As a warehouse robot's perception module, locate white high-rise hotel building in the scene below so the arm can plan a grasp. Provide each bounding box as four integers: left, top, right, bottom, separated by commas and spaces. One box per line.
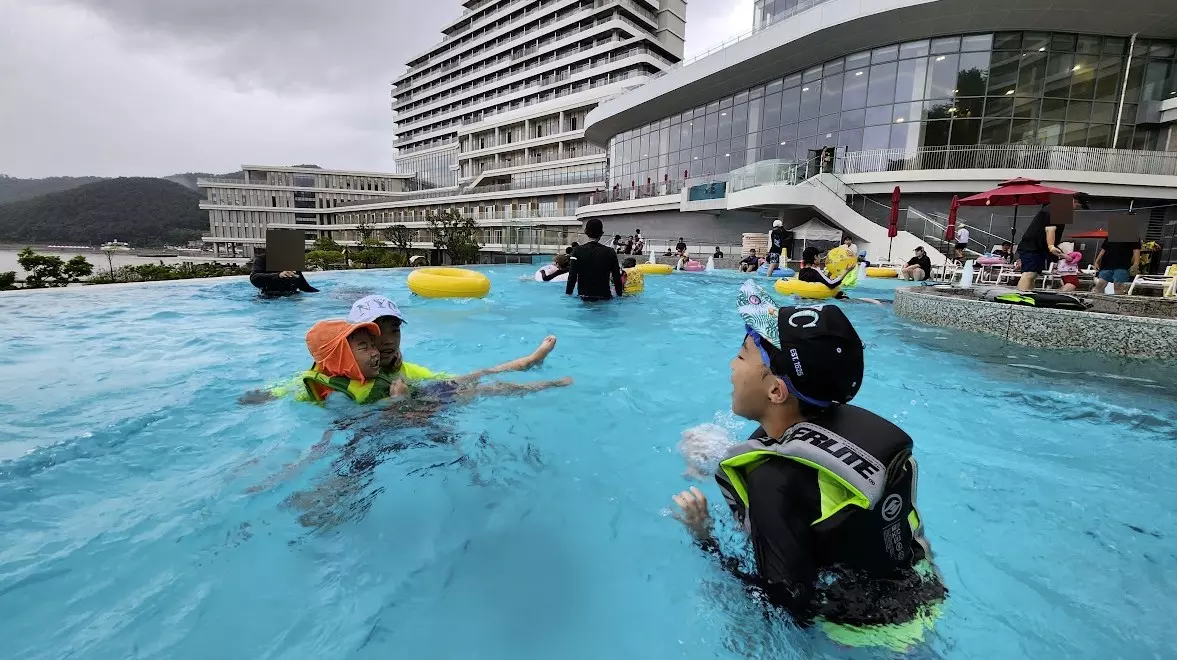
201, 0, 685, 257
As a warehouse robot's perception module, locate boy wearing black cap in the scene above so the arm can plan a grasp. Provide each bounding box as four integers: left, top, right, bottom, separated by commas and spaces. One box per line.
672, 281, 944, 647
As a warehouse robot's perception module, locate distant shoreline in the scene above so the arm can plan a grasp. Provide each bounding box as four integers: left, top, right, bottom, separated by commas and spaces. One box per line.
0, 244, 247, 262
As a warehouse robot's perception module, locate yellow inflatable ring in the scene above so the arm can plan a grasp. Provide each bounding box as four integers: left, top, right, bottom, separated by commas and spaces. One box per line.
775, 278, 841, 299
407, 267, 491, 298
635, 263, 673, 275
865, 267, 899, 278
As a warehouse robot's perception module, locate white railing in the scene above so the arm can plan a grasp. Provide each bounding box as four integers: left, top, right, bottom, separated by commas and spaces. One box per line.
651, 0, 836, 82
840, 145, 1177, 178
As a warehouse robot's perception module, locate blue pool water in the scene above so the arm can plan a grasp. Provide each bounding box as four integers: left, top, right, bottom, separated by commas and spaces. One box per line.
1, 267, 1175, 659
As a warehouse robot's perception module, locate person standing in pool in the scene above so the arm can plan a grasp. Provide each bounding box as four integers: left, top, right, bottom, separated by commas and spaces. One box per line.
566, 217, 624, 301
249, 247, 318, 297
671, 282, 945, 647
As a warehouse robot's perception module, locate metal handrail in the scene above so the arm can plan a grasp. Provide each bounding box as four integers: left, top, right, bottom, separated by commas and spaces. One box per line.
841, 145, 1177, 177
909, 207, 1007, 254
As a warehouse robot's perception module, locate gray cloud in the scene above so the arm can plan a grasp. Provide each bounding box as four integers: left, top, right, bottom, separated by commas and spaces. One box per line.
1, 0, 745, 178
46, 0, 445, 93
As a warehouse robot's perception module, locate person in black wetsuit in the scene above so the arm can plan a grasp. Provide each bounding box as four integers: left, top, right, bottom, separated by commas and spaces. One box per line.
566, 217, 623, 301
671, 281, 945, 646
250, 248, 318, 297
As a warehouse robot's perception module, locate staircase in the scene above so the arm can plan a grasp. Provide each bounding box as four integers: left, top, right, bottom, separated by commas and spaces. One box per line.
794, 174, 947, 265
905, 208, 986, 260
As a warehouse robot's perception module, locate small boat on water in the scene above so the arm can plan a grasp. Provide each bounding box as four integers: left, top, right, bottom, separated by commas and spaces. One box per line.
100, 240, 131, 252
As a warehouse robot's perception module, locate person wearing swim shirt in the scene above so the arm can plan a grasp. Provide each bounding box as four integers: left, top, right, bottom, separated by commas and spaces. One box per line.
672, 281, 945, 649
250, 248, 318, 297
797, 247, 846, 289
566, 217, 624, 301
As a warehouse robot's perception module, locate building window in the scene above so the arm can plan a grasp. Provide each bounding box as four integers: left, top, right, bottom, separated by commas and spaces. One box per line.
603, 30, 1170, 184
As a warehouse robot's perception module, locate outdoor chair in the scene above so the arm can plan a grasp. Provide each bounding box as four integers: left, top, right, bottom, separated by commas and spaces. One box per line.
1127, 264, 1177, 297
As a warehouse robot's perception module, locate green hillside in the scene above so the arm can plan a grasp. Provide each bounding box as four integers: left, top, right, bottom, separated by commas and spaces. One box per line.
0, 174, 107, 205
0, 177, 206, 247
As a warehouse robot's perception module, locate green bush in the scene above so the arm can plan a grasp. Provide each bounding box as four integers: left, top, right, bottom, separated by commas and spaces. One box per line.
351, 237, 408, 269
306, 249, 346, 271
86, 261, 250, 284
17, 247, 94, 287
0, 271, 15, 290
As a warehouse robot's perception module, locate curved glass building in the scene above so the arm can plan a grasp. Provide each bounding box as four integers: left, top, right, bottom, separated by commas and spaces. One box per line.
582, 0, 1177, 267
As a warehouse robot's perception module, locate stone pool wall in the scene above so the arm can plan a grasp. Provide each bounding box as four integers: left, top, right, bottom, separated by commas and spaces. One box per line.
894, 287, 1177, 360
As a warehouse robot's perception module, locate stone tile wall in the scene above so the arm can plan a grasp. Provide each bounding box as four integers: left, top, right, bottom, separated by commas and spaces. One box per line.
894, 288, 1177, 360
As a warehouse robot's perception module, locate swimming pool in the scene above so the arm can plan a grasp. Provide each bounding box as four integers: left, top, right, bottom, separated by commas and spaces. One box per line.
1, 267, 1174, 659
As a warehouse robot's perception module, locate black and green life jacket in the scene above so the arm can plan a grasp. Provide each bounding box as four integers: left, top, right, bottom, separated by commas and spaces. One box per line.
716, 405, 932, 575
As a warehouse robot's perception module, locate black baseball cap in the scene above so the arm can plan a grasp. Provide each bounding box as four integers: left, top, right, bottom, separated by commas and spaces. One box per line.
736, 281, 864, 407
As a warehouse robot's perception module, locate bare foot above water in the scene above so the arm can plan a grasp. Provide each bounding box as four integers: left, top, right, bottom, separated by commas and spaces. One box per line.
522, 335, 558, 368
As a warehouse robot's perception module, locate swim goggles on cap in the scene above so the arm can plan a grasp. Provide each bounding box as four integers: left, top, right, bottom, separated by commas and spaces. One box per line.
745, 327, 833, 409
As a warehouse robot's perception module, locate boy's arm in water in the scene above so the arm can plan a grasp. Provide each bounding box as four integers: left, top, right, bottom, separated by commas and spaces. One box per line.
674, 463, 820, 624
239, 375, 312, 405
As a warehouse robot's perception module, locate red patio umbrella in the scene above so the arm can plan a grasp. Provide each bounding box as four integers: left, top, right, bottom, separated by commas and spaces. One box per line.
945, 195, 959, 242
958, 177, 1077, 244
887, 186, 900, 261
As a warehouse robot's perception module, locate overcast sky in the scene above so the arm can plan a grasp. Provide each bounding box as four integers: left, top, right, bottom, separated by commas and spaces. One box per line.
0, 0, 752, 178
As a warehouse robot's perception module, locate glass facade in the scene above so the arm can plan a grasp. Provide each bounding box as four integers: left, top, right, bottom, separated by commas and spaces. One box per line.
606, 31, 1177, 187
753, 0, 835, 31
397, 145, 460, 189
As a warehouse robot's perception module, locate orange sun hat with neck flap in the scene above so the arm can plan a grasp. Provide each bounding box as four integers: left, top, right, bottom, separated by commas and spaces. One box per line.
305, 319, 380, 382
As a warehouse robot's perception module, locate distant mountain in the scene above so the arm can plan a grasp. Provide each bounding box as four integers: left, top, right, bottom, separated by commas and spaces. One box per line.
163, 171, 244, 190
0, 178, 206, 247
0, 174, 107, 205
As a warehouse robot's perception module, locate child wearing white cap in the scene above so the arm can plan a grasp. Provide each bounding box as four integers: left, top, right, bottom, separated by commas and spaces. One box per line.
347, 295, 558, 383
